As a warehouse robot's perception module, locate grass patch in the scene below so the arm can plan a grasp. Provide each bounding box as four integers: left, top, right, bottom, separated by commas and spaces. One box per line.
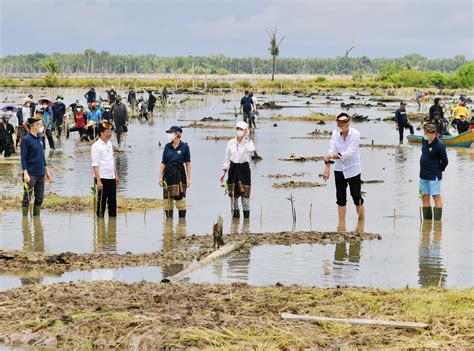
0, 281, 472, 348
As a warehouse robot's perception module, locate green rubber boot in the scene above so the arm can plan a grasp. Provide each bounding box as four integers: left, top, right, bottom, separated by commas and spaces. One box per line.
33, 205, 41, 216
22, 207, 29, 217
433, 207, 442, 221
422, 207, 433, 220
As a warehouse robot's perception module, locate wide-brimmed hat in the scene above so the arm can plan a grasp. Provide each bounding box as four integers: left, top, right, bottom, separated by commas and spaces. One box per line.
236, 121, 248, 130
37, 98, 52, 106
1, 104, 18, 113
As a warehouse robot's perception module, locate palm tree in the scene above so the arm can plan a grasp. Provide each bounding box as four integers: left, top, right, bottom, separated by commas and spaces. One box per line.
266, 28, 285, 81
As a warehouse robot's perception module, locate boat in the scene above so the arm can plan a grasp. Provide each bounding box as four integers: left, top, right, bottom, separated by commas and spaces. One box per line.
406, 131, 473, 148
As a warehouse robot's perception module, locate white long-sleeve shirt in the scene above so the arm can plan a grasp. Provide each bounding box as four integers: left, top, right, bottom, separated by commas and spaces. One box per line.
91, 138, 115, 179
223, 137, 255, 170
328, 127, 361, 179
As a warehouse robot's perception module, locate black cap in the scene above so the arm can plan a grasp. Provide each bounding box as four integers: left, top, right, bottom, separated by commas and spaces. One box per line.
400, 101, 407, 105
166, 126, 183, 134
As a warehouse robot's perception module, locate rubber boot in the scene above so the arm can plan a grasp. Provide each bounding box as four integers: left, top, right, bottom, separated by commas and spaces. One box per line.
165, 210, 173, 219
178, 210, 186, 218
243, 210, 250, 219
422, 207, 432, 220
22, 207, 29, 217
33, 205, 41, 216
232, 210, 240, 219
433, 207, 442, 221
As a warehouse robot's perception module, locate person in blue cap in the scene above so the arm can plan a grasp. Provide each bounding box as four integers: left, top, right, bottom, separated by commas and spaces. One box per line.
159, 126, 191, 219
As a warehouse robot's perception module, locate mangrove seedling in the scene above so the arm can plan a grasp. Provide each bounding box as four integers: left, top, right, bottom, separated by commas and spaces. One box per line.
212, 215, 225, 250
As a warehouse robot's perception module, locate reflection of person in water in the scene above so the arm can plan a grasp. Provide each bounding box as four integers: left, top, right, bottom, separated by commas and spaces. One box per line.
418, 220, 446, 288
22, 216, 44, 253
95, 217, 117, 253
331, 220, 362, 285
161, 219, 186, 279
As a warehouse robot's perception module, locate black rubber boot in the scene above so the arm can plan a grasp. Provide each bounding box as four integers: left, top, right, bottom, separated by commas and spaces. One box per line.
178, 210, 186, 218
422, 207, 432, 220
243, 210, 250, 219
232, 210, 240, 219
22, 207, 29, 217
165, 210, 173, 219
433, 207, 442, 221
33, 205, 41, 216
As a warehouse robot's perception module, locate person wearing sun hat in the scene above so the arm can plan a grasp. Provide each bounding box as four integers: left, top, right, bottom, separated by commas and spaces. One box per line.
220, 121, 255, 219
159, 126, 191, 219
419, 123, 448, 221
21, 113, 53, 216
323, 113, 365, 222
91, 120, 120, 217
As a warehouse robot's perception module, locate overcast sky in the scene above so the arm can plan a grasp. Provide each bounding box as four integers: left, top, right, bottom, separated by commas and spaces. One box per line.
0, 0, 472, 58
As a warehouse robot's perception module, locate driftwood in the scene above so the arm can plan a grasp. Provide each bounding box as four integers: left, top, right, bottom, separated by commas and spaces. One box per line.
281, 313, 429, 329
163, 241, 245, 283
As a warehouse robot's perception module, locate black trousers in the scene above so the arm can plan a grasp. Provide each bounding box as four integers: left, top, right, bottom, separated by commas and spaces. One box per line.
22, 175, 45, 207
0, 143, 13, 157
97, 178, 117, 217
398, 121, 414, 141
334, 171, 364, 206
42, 130, 55, 149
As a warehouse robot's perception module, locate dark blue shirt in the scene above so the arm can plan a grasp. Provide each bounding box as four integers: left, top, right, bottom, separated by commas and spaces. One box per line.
51, 102, 66, 121
21, 133, 47, 176
420, 137, 448, 181
161, 141, 191, 164
395, 108, 408, 124
85, 90, 96, 103
241, 96, 253, 113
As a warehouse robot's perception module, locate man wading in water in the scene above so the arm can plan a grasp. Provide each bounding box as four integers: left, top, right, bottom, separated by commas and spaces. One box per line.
110, 95, 128, 151
21, 114, 53, 216
323, 113, 365, 223
395, 101, 414, 143
91, 120, 120, 217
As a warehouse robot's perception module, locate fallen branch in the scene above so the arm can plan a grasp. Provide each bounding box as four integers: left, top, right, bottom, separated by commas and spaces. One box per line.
281, 312, 429, 330
163, 240, 245, 283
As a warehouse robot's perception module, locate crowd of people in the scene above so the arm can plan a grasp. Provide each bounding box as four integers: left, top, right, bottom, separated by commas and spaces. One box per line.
0, 88, 470, 223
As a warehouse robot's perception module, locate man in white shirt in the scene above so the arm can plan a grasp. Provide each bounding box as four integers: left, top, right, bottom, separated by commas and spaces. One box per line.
91, 120, 120, 217
323, 113, 365, 222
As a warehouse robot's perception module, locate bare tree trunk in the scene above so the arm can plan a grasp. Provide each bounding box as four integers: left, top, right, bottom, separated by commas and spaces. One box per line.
272, 55, 276, 81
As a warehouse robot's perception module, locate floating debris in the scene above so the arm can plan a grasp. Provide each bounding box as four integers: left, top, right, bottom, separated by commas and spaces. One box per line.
273, 181, 326, 189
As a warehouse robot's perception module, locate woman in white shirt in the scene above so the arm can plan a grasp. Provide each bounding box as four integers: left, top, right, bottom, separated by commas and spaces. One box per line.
323, 113, 365, 222
219, 121, 255, 219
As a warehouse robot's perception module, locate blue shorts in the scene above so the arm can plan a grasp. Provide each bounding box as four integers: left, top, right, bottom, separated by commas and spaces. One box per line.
419, 179, 441, 196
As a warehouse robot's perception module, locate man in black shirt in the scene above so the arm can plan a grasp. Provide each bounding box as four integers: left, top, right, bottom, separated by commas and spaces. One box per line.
127, 87, 137, 113
0, 112, 15, 157
51, 95, 66, 139
451, 113, 470, 134
394, 101, 414, 142
429, 97, 444, 120
147, 90, 157, 119
240, 90, 253, 125
84, 87, 96, 109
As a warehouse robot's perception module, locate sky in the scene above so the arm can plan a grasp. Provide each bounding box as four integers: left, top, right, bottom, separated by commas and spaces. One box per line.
0, 0, 472, 59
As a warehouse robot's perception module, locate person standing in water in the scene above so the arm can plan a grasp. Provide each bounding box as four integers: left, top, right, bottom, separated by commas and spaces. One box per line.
419, 123, 448, 221
220, 121, 255, 219
91, 120, 120, 218
39, 99, 55, 150
323, 113, 365, 222
395, 101, 414, 143
51, 95, 66, 140
21, 114, 53, 216
159, 126, 191, 219
110, 95, 128, 150
147, 90, 157, 119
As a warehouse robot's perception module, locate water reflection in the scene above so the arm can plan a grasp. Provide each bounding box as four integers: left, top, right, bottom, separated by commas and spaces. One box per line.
115, 152, 129, 192
161, 218, 186, 279
418, 220, 447, 287
94, 217, 117, 253
22, 216, 44, 253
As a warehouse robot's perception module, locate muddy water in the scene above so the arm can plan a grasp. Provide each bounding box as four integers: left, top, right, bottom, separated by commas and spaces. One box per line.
0, 88, 473, 290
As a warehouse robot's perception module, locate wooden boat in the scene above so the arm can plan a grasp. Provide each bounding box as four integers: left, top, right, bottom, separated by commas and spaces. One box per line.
407, 131, 473, 148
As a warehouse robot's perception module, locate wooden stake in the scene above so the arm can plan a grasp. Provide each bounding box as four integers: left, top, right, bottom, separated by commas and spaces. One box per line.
164, 241, 245, 283
281, 313, 428, 330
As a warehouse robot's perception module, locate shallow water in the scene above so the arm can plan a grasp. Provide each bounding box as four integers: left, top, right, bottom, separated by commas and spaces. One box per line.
1, 88, 473, 290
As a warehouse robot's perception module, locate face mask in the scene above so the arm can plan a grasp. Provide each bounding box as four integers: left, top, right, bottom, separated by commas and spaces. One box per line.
77, 108, 82, 112
38, 126, 45, 134
7, 111, 14, 116
42, 104, 48, 109
167, 133, 176, 142
236, 130, 245, 137
57, 99, 62, 103
422, 135, 429, 141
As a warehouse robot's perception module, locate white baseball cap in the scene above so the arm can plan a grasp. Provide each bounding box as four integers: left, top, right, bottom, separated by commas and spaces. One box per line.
236, 121, 248, 129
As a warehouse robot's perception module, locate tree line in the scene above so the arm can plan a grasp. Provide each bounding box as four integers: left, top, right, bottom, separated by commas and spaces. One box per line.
0, 50, 469, 76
